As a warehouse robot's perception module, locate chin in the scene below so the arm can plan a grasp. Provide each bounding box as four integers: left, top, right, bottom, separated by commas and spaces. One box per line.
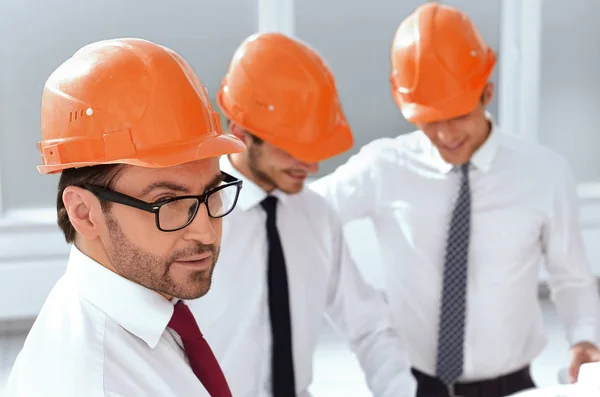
278, 182, 305, 194
172, 282, 212, 300
164, 270, 214, 300
440, 152, 471, 166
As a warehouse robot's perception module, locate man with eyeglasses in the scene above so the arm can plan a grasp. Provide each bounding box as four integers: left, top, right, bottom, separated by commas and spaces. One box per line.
187, 32, 417, 397
5, 38, 245, 397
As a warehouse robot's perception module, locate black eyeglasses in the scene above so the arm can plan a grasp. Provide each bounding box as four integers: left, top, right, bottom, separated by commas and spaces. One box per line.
83, 172, 243, 232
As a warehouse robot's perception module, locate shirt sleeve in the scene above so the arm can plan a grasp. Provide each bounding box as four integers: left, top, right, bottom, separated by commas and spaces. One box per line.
542, 159, 600, 347
323, 212, 417, 397
310, 139, 393, 222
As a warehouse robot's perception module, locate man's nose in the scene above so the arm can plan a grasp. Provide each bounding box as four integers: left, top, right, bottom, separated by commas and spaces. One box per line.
301, 161, 319, 174
437, 126, 460, 144
182, 205, 217, 245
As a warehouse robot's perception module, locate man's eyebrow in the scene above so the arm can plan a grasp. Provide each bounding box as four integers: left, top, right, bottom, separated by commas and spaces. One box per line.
140, 173, 225, 198
140, 181, 190, 197
205, 173, 226, 191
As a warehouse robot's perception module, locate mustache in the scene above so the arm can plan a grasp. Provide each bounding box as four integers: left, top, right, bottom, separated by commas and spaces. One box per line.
169, 242, 217, 262
283, 168, 308, 174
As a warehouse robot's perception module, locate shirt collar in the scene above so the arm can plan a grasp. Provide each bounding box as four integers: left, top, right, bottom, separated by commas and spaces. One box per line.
66, 245, 175, 349
221, 155, 289, 211
425, 111, 500, 174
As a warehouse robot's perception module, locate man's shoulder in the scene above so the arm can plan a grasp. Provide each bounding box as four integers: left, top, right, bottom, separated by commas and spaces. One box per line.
348, 131, 431, 172
10, 278, 107, 373
352, 131, 421, 158
496, 131, 570, 172
295, 187, 336, 214
35, 275, 109, 332
294, 188, 344, 228
5, 279, 107, 396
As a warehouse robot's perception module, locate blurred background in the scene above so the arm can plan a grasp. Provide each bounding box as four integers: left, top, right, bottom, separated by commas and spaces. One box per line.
1, 0, 599, 395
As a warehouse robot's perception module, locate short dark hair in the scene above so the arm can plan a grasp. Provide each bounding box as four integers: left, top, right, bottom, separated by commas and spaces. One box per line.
249, 134, 263, 145
56, 164, 124, 243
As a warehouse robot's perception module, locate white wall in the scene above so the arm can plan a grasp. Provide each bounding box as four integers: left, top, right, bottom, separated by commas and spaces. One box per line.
536, 0, 600, 281
538, 0, 600, 183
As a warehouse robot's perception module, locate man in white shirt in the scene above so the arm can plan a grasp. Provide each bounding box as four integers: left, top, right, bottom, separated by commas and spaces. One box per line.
5, 38, 247, 397
187, 32, 417, 397
310, 3, 600, 397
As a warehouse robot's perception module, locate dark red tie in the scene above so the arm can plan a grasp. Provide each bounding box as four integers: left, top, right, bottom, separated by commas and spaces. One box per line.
168, 300, 232, 397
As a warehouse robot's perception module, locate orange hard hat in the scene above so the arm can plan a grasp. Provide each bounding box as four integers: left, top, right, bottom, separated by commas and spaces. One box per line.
38, 38, 245, 174
390, 3, 496, 124
217, 32, 353, 163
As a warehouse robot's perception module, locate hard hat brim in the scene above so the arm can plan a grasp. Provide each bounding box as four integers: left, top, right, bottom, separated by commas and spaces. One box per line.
398, 86, 482, 124
217, 91, 353, 163
37, 133, 246, 174
267, 123, 354, 163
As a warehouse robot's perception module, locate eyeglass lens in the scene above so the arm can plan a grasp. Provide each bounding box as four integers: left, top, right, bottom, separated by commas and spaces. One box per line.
157, 185, 238, 230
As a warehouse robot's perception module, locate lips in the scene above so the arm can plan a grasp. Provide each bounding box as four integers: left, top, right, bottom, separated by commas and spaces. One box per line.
285, 170, 308, 180
172, 253, 213, 271
440, 138, 467, 152
176, 251, 212, 262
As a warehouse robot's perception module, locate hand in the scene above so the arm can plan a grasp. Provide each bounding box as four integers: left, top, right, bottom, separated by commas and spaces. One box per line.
568, 341, 600, 383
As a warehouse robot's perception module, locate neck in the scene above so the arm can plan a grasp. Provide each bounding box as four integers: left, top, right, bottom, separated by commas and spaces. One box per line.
474, 119, 493, 152
228, 153, 275, 192
74, 238, 117, 274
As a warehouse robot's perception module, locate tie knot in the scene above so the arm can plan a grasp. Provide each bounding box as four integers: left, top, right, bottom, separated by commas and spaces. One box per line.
260, 195, 278, 216
168, 301, 202, 341
453, 163, 470, 176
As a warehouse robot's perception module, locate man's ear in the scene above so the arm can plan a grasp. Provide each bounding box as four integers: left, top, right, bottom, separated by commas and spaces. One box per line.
482, 82, 494, 106
229, 121, 251, 144
62, 186, 103, 240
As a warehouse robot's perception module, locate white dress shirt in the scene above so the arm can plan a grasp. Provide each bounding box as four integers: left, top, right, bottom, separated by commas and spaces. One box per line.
5, 245, 213, 397
310, 122, 600, 382
187, 156, 417, 397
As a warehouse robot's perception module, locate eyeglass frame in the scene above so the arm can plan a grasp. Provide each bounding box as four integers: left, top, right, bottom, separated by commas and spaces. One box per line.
83, 171, 243, 232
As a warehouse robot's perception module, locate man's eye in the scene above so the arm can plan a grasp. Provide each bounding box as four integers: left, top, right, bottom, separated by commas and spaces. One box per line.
153, 195, 176, 203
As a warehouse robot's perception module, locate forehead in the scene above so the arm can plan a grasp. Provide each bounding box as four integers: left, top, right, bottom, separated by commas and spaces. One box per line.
117, 157, 220, 187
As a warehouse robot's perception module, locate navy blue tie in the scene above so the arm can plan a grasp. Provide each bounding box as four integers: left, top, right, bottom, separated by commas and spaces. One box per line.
436, 163, 471, 385
261, 196, 296, 396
